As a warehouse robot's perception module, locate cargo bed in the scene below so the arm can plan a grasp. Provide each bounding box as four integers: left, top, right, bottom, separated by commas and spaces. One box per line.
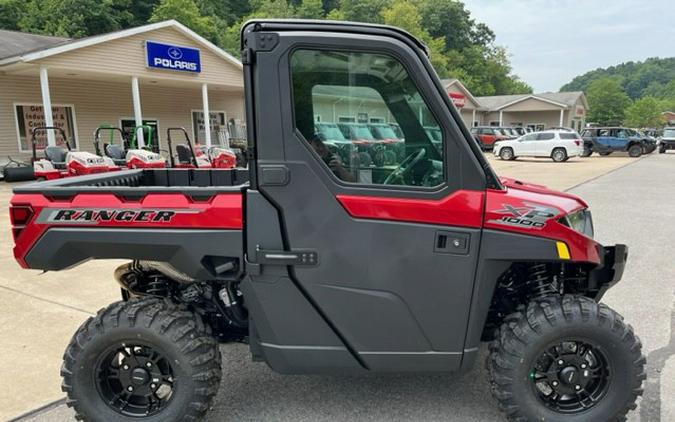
12, 168, 250, 198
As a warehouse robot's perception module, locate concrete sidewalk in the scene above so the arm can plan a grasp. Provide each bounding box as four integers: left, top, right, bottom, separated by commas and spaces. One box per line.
3, 153, 668, 421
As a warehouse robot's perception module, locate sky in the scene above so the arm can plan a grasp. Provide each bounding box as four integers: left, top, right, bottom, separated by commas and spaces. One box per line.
462, 0, 675, 93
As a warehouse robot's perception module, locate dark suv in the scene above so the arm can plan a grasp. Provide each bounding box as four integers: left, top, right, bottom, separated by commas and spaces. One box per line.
580, 127, 656, 157
659, 127, 675, 153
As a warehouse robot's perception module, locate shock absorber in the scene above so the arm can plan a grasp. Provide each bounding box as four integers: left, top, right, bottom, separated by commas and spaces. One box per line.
145, 273, 170, 296
527, 263, 557, 299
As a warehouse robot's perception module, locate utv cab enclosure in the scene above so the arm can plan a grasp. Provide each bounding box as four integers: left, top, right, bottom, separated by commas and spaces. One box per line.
10, 20, 644, 422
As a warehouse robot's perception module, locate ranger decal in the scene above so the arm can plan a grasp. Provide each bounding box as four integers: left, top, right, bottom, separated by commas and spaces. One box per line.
36, 208, 199, 225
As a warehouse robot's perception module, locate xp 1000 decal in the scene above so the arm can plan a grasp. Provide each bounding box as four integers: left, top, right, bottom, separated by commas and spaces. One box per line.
489, 203, 559, 229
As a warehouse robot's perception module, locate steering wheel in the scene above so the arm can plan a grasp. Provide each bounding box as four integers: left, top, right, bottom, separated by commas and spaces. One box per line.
383, 148, 426, 185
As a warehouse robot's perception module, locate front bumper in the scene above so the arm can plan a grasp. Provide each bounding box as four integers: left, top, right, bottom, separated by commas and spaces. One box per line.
590, 244, 628, 300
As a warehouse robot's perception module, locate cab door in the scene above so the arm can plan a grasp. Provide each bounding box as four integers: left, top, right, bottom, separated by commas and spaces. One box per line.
244, 23, 487, 372
517, 132, 538, 155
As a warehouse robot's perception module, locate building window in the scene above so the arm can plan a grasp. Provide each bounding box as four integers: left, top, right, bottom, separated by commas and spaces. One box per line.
338, 116, 356, 123
369, 117, 385, 123
191, 110, 226, 145
15, 104, 77, 152
489, 121, 500, 127
121, 119, 160, 149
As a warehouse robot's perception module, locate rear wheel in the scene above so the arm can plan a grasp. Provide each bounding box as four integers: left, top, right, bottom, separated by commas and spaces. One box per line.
500, 147, 515, 161
488, 295, 645, 422
551, 148, 567, 162
659, 145, 666, 154
628, 144, 642, 157
61, 297, 221, 422
580, 148, 592, 157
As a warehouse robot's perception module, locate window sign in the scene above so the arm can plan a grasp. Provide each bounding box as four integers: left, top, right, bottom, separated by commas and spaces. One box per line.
146, 41, 201, 73
15, 104, 77, 151
192, 111, 226, 145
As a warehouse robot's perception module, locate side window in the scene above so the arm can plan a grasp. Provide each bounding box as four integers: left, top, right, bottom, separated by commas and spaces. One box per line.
291, 49, 444, 187
536, 133, 555, 140
521, 133, 536, 141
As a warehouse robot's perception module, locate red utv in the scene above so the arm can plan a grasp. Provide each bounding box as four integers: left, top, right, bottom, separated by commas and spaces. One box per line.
470, 126, 514, 150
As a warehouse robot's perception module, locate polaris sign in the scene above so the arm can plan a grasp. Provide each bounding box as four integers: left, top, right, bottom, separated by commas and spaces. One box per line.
146, 41, 201, 73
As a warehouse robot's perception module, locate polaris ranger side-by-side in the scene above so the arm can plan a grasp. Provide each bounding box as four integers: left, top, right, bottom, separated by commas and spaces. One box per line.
9, 21, 645, 422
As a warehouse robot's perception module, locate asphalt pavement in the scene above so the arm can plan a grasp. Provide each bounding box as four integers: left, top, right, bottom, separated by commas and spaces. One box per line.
17, 153, 675, 422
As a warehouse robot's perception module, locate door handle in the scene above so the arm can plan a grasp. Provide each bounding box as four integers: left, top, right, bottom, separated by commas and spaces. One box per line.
255, 246, 319, 266
434, 231, 470, 255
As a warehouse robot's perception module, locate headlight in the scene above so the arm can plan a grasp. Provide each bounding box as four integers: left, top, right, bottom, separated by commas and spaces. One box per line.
559, 208, 594, 238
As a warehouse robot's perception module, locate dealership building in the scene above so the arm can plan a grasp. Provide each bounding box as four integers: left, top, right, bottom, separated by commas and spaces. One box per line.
0, 20, 245, 163
443, 79, 589, 132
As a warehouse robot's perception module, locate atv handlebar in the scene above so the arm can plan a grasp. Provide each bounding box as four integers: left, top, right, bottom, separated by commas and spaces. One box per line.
166, 127, 198, 168
31, 126, 70, 162
94, 127, 126, 156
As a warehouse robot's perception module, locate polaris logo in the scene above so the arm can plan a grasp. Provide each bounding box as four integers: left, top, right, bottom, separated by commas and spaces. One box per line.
152, 57, 198, 71
37, 208, 199, 225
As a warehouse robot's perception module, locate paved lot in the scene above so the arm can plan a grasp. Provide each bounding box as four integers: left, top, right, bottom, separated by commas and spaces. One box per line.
5, 153, 674, 421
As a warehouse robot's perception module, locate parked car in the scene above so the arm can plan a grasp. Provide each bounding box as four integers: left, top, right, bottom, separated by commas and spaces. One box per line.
470, 126, 515, 150
337, 122, 376, 142
493, 130, 584, 162
512, 127, 527, 136
580, 127, 656, 157
658, 127, 675, 153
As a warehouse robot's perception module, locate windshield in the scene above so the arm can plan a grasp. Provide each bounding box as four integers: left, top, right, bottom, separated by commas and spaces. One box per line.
663, 128, 675, 137
317, 124, 346, 140
352, 125, 375, 139
373, 125, 398, 139
494, 129, 505, 136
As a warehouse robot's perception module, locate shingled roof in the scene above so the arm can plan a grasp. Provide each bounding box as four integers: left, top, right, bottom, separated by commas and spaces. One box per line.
0, 29, 70, 60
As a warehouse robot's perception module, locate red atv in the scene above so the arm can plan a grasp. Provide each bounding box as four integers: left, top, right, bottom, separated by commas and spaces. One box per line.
31, 126, 117, 181
9, 21, 644, 422
167, 127, 237, 169
94, 126, 166, 169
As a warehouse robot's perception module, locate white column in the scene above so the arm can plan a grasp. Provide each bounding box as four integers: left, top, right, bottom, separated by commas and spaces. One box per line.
131, 76, 144, 147
559, 109, 564, 127
39, 67, 56, 146
471, 109, 476, 127
499, 110, 503, 126
201, 83, 212, 148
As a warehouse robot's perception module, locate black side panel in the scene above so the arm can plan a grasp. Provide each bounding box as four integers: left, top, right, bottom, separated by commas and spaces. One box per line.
460, 229, 562, 370
244, 191, 363, 374
24, 228, 243, 280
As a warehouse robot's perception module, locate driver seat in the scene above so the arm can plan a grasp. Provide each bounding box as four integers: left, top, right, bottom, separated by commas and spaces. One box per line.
105, 144, 127, 166
44, 146, 67, 169
176, 144, 193, 165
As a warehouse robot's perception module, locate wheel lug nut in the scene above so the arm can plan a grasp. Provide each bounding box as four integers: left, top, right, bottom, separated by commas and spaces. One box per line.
575, 385, 581, 391
127, 386, 133, 392
558, 360, 564, 365
552, 381, 558, 386
123, 365, 129, 370
151, 383, 156, 389
581, 364, 587, 369
146, 362, 152, 368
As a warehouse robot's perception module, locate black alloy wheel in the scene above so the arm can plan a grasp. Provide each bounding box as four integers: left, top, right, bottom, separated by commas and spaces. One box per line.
530, 340, 610, 413
95, 343, 175, 417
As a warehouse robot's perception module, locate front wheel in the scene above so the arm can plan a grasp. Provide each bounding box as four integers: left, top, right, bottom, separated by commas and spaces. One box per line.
488, 295, 645, 422
499, 147, 515, 161
61, 297, 222, 422
551, 148, 567, 162
628, 144, 642, 157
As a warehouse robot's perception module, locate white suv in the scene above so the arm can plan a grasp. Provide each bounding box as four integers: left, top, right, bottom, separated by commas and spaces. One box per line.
493, 130, 584, 162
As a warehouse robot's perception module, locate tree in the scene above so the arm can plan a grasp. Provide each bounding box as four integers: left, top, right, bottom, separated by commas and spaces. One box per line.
149, 0, 217, 42
586, 78, 632, 125
624, 97, 666, 128
296, 0, 324, 18
19, 0, 124, 37
0, 0, 26, 30
380, 0, 449, 76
